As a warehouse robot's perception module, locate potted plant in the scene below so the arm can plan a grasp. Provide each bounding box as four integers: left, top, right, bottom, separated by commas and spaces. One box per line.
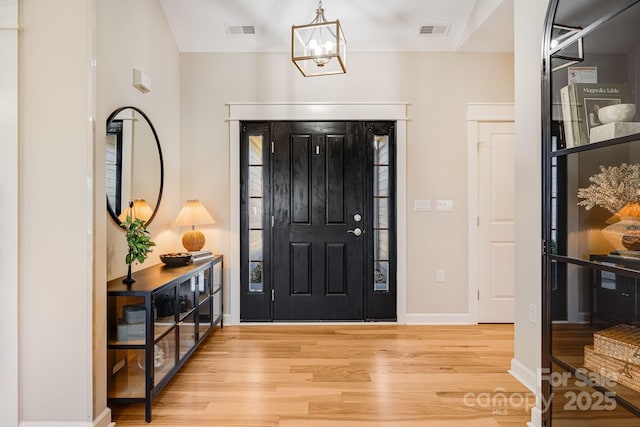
121, 204, 156, 285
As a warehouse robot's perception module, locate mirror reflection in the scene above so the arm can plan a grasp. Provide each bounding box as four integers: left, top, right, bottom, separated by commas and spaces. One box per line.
106, 106, 164, 225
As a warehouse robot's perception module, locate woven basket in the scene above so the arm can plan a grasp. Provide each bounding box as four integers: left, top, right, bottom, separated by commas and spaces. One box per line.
593, 324, 640, 365
584, 345, 640, 393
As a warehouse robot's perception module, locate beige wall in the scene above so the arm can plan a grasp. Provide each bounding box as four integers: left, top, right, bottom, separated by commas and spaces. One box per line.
180, 51, 514, 318
98, 0, 182, 281
512, 0, 548, 407
96, 0, 182, 423
19, 0, 94, 423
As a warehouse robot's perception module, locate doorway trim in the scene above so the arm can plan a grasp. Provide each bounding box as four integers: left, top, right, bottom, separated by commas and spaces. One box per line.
466, 102, 515, 324
227, 102, 409, 325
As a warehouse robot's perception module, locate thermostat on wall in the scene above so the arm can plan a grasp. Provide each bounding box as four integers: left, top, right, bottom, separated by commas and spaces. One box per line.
133, 68, 151, 93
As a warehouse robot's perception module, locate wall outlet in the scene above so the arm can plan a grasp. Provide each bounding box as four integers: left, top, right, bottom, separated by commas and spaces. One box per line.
436, 269, 445, 282
529, 303, 537, 323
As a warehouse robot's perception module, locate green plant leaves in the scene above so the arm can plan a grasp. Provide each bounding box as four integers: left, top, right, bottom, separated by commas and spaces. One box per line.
120, 215, 156, 266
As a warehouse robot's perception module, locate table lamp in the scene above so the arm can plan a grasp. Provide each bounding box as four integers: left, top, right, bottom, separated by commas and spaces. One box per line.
603, 201, 640, 251
118, 199, 154, 223
173, 199, 216, 251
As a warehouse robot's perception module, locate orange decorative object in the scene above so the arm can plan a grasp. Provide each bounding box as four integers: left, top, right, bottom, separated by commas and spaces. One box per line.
181, 230, 206, 252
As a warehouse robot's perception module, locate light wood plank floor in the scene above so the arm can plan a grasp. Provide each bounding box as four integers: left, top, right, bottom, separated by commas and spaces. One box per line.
111, 324, 532, 426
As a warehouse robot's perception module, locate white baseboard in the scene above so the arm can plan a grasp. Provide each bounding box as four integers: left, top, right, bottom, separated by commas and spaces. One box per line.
509, 358, 542, 427
223, 313, 233, 325
528, 407, 542, 427
509, 357, 536, 393
93, 407, 114, 427
224, 313, 477, 325
19, 408, 113, 427
578, 311, 590, 323
405, 312, 476, 324
21, 422, 93, 427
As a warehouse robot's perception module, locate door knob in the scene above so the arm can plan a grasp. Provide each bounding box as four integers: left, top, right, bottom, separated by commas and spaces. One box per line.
347, 227, 363, 237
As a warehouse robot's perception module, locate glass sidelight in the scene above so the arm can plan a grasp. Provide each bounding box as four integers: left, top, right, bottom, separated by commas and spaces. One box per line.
373, 135, 390, 292
248, 135, 264, 293
241, 123, 272, 321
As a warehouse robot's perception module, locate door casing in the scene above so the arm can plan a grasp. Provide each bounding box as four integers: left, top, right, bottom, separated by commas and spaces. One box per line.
467, 103, 515, 324
228, 103, 409, 325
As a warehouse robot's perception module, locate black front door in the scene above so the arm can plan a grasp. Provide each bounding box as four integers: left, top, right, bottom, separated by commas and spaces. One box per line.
271, 122, 365, 320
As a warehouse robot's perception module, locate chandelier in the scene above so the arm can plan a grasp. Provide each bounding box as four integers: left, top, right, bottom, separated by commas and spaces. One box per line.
291, 1, 347, 77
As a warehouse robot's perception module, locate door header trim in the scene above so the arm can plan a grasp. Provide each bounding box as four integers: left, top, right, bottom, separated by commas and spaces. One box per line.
227, 102, 409, 122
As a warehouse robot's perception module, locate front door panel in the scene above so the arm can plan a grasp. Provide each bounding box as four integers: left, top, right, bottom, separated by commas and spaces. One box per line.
272, 122, 365, 320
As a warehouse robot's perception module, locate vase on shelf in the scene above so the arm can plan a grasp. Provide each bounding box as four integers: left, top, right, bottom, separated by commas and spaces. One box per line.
123, 263, 136, 285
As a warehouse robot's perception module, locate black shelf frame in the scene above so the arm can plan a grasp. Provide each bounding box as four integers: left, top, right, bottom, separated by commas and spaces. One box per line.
550, 355, 640, 417
542, 0, 640, 424
107, 256, 224, 422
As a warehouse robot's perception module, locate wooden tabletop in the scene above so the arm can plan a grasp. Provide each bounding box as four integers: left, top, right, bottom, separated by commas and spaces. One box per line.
107, 254, 222, 294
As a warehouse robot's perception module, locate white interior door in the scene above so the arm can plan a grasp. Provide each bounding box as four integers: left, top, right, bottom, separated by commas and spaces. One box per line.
477, 121, 515, 323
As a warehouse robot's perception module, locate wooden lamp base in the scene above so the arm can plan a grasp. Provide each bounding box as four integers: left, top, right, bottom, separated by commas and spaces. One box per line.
182, 230, 205, 252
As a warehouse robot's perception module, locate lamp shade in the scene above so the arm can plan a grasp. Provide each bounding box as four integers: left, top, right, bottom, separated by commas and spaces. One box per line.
602, 202, 640, 251
173, 200, 216, 227
118, 199, 154, 222
605, 201, 640, 224
173, 200, 216, 252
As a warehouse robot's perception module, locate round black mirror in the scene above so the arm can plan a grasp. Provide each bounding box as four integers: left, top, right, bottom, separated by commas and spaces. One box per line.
106, 106, 164, 225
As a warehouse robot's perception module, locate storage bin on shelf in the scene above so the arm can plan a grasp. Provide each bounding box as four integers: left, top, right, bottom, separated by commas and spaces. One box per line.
584, 345, 640, 393
594, 324, 640, 365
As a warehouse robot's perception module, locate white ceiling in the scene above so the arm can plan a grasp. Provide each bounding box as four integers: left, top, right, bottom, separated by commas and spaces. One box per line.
159, 0, 514, 53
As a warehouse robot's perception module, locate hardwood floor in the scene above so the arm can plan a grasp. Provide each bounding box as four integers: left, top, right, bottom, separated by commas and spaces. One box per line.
110, 324, 532, 426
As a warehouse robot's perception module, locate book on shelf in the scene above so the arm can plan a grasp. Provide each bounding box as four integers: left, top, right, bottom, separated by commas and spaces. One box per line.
563, 82, 630, 146
560, 85, 579, 148
186, 249, 213, 263
189, 249, 212, 256
192, 256, 213, 263
191, 254, 213, 263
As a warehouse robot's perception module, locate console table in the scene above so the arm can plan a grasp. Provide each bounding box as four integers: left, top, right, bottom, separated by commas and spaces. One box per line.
106, 255, 223, 422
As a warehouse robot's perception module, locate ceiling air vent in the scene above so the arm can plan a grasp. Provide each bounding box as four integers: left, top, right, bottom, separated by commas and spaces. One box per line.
419, 23, 451, 36
226, 25, 256, 36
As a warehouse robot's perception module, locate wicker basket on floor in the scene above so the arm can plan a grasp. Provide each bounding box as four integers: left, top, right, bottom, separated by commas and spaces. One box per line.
593, 324, 640, 365
584, 345, 640, 393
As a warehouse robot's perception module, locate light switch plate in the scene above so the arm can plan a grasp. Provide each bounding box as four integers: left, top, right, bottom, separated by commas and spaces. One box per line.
414, 199, 431, 211
436, 200, 453, 211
